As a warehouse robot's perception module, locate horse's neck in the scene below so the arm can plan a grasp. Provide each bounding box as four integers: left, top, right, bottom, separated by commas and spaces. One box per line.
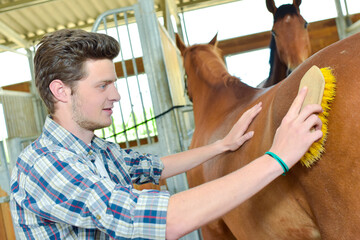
192, 74, 258, 131
265, 38, 288, 87
267, 56, 288, 87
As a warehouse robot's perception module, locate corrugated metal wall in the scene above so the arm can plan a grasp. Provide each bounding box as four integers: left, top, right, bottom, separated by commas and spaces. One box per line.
1, 90, 39, 139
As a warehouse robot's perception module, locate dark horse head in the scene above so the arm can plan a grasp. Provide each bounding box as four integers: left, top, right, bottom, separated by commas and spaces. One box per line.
259, 0, 311, 88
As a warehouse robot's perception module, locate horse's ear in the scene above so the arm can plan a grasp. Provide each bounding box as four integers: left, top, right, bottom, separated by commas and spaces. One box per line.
175, 33, 186, 55
209, 33, 218, 47
293, 0, 302, 10
266, 0, 277, 14
175, 33, 187, 56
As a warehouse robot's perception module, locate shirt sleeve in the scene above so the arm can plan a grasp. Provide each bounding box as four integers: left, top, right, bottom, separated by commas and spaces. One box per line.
15, 150, 170, 239
120, 148, 164, 185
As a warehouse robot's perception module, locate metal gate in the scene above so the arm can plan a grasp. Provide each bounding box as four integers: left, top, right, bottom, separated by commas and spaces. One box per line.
91, 0, 199, 239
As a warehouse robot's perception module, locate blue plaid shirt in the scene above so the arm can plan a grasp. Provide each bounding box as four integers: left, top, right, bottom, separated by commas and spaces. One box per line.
10, 116, 169, 239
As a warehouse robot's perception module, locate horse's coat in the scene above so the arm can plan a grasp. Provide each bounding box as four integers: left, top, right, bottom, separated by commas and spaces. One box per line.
258, 0, 311, 87
176, 30, 360, 239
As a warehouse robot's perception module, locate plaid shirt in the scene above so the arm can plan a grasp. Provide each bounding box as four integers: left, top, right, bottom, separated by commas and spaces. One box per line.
10, 116, 169, 239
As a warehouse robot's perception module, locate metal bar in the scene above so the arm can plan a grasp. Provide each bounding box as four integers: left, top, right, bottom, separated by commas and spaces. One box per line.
0, 0, 58, 14
0, 195, 10, 203
0, 19, 30, 48
134, 0, 177, 153
113, 12, 132, 148
110, 116, 117, 143
118, 11, 140, 147
102, 18, 108, 34
0, 44, 28, 55
0, 89, 32, 97
343, 0, 352, 26
334, 0, 348, 39
1, 141, 11, 197
101, 128, 105, 139
347, 19, 360, 33
101, 17, 117, 142
27, 48, 44, 134
124, 11, 152, 144
102, 17, 118, 144
91, 6, 136, 32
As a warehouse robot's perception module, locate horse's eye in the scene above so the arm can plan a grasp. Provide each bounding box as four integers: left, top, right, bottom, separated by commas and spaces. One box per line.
271, 30, 277, 37
304, 21, 308, 29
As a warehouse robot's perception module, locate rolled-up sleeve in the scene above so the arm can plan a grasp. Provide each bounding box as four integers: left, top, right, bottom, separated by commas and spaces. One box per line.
119, 148, 164, 185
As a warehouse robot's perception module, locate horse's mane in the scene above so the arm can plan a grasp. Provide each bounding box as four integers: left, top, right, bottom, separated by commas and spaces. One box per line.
268, 36, 277, 78
184, 43, 243, 88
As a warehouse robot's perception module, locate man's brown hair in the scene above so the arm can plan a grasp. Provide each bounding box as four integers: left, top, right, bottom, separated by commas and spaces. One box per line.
34, 29, 120, 114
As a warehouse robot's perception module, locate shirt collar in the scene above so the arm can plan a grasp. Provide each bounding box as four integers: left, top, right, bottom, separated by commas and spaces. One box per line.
42, 116, 109, 155
92, 136, 110, 151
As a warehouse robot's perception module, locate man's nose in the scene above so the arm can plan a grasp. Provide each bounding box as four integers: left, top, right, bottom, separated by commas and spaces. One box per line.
110, 83, 121, 102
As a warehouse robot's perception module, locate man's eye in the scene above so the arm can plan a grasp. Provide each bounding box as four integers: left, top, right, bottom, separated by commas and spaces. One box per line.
100, 84, 107, 89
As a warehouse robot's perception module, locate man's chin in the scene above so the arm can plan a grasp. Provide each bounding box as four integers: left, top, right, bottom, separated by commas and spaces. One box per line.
94, 122, 112, 131
85, 120, 112, 132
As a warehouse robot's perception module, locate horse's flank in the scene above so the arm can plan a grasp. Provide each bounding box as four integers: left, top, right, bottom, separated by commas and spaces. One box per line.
177, 31, 360, 239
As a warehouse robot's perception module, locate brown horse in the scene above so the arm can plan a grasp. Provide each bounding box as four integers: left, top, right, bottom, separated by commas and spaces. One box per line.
176, 31, 360, 239
258, 0, 311, 87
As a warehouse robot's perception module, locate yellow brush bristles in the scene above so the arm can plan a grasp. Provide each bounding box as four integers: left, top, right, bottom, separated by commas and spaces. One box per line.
300, 67, 336, 167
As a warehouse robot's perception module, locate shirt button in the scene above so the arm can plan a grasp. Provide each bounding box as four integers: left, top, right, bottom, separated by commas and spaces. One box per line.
88, 151, 93, 156
96, 215, 101, 220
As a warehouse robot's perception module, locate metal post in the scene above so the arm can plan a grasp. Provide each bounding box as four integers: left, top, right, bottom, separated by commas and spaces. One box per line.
334, 0, 348, 39
135, 0, 182, 156
27, 48, 45, 135
135, 1, 200, 239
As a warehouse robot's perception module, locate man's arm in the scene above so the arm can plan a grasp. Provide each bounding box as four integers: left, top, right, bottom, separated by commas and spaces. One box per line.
160, 102, 262, 179
166, 154, 282, 239
165, 87, 323, 239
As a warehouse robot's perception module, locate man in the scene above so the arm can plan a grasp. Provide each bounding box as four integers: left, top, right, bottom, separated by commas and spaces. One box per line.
10, 29, 322, 239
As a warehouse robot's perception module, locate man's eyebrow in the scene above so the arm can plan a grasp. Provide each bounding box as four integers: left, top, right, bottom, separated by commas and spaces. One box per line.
102, 79, 117, 83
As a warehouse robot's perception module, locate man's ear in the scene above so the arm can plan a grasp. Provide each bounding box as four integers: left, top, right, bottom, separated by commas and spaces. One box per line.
49, 80, 71, 103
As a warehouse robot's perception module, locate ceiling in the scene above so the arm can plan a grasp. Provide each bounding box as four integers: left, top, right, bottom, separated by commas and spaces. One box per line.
0, 0, 237, 52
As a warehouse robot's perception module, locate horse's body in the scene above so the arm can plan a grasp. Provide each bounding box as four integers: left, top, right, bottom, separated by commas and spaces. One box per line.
258, 0, 311, 87
176, 31, 360, 239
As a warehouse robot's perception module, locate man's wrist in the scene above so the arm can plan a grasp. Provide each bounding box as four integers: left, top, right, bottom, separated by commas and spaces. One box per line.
212, 139, 230, 154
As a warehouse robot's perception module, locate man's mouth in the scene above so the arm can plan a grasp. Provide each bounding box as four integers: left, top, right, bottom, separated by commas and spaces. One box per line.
103, 107, 113, 114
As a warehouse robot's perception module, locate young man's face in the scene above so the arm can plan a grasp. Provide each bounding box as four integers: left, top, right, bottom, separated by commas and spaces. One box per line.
71, 59, 120, 131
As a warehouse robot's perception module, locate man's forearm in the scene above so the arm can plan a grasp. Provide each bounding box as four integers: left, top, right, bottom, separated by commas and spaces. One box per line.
160, 140, 228, 179
165, 154, 283, 239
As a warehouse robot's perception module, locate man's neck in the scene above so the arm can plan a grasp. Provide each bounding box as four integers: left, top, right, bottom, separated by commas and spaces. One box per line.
51, 114, 95, 145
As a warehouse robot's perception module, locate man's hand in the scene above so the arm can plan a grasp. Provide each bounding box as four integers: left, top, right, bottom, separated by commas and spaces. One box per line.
269, 87, 323, 168
221, 102, 262, 151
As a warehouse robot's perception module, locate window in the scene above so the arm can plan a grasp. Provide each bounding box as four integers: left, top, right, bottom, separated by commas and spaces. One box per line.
93, 18, 158, 147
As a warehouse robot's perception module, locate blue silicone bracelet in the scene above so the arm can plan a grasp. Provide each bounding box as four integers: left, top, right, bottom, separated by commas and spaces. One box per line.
265, 151, 289, 176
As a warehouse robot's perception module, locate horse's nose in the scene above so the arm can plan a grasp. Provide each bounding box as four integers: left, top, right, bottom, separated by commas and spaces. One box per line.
287, 46, 311, 70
